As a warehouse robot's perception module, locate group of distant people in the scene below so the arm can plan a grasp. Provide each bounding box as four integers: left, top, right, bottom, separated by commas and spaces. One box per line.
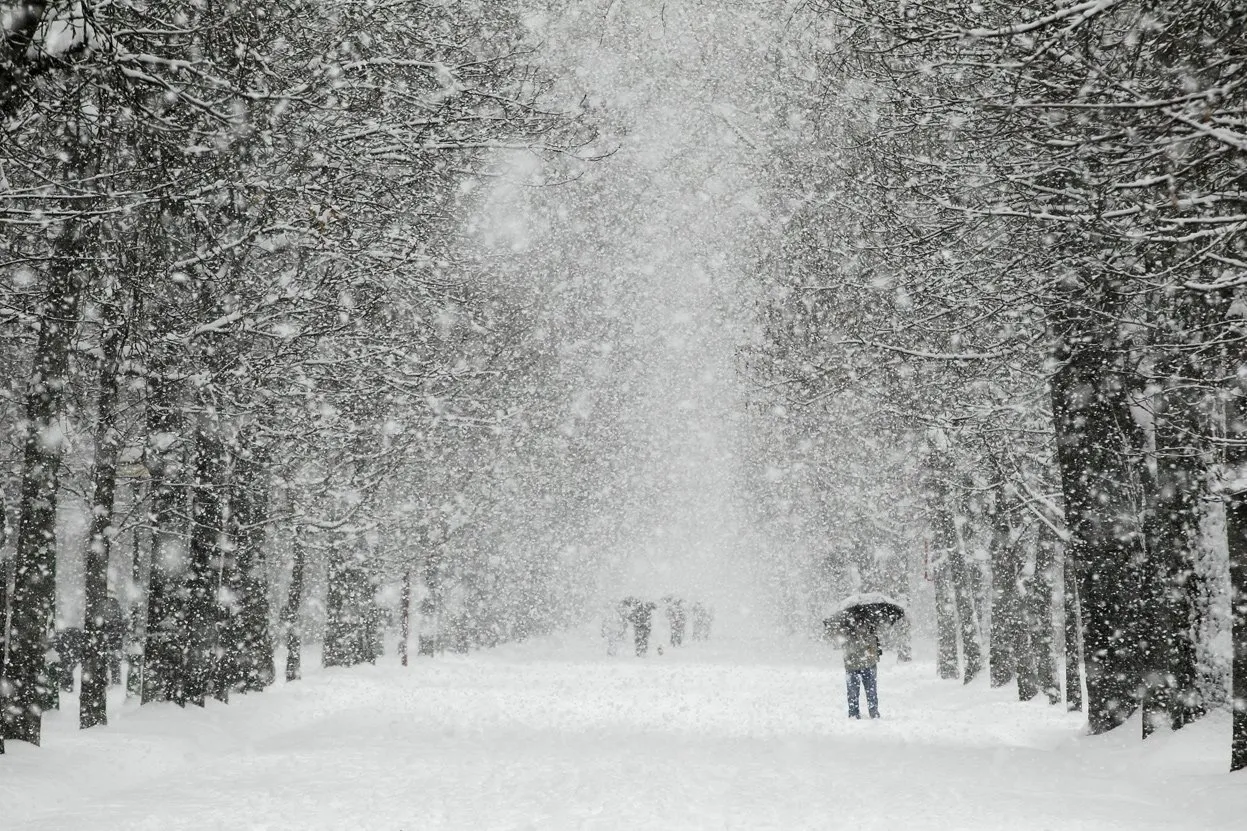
601, 595, 713, 657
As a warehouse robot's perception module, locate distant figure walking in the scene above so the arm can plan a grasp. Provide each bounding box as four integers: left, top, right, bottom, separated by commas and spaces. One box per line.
835, 620, 881, 719
625, 598, 656, 656
664, 596, 687, 647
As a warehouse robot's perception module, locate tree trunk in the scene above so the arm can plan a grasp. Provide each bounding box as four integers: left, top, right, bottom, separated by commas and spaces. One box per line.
0, 1, 51, 116
126, 479, 147, 700
1032, 522, 1062, 705
324, 543, 375, 668
0, 241, 81, 746
1051, 340, 1147, 733
1, 550, 9, 755
80, 296, 127, 729
927, 461, 975, 681
1063, 548, 1084, 713
225, 439, 274, 693
284, 525, 307, 682
1014, 570, 1039, 702
1141, 371, 1204, 737
949, 542, 984, 684
1226, 483, 1247, 771
1225, 382, 1247, 771
186, 419, 227, 707
988, 495, 1017, 688
400, 569, 411, 667
934, 566, 959, 679
141, 367, 187, 705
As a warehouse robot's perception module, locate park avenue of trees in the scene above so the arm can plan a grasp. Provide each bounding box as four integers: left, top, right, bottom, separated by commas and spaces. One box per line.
2, 0, 1245, 775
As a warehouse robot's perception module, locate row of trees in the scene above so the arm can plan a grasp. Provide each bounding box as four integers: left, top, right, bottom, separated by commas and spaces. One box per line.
0, 0, 594, 754
744, 0, 1245, 770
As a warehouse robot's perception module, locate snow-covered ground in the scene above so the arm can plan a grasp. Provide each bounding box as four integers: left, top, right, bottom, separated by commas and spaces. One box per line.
3, 633, 1243, 830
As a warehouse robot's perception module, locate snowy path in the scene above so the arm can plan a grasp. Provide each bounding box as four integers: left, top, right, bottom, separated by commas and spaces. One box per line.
3, 634, 1242, 830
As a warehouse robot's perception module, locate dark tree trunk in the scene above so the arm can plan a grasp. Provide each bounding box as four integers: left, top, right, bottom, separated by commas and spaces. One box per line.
934, 566, 959, 679
0, 1, 51, 116
224, 439, 274, 693
1226, 385, 1247, 771
141, 367, 186, 705
1063, 549, 1084, 713
1141, 371, 1204, 737
400, 569, 411, 667
324, 543, 376, 668
284, 525, 307, 682
80, 297, 127, 729
1015, 622, 1039, 701
1226, 484, 1247, 771
989, 495, 1017, 688
1032, 522, 1062, 705
1, 549, 9, 755
186, 420, 227, 707
0, 243, 81, 746
1050, 340, 1147, 733
1014, 569, 1039, 702
927, 460, 977, 681
125, 479, 146, 700
949, 544, 984, 684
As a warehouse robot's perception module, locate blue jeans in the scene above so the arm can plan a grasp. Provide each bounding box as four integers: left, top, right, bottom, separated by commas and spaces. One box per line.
846, 666, 879, 718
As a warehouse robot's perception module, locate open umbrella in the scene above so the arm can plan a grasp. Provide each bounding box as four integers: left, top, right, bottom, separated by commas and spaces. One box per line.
823, 592, 906, 636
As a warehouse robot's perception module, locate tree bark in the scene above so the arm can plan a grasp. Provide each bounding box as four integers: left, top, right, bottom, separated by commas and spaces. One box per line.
0, 1, 50, 116
284, 525, 307, 682
988, 494, 1017, 688
0, 555, 8, 755
225, 439, 274, 693
0, 239, 81, 746
934, 567, 960, 679
141, 367, 186, 705
1063, 547, 1084, 714
1226, 383, 1247, 771
400, 569, 411, 667
1226, 482, 1247, 771
1, 499, 9, 753
324, 542, 374, 667
1032, 522, 1061, 705
80, 295, 127, 729
927, 458, 977, 681
186, 419, 227, 707
949, 539, 984, 684
1051, 339, 1147, 733
126, 478, 147, 700
1140, 370, 1204, 737
1014, 568, 1040, 702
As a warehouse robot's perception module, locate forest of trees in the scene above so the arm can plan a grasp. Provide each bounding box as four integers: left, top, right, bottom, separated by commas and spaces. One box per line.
2, 0, 1245, 776
742, 0, 1247, 771
0, 0, 600, 752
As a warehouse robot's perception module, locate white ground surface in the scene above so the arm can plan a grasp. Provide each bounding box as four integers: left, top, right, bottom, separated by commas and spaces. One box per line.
3, 633, 1244, 830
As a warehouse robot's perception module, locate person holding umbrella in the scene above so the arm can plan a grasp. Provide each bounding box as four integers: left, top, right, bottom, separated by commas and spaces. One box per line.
825, 593, 905, 720
837, 618, 882, 719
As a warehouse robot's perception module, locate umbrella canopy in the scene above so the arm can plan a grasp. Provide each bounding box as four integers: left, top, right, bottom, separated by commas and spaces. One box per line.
823, 592, 906, 636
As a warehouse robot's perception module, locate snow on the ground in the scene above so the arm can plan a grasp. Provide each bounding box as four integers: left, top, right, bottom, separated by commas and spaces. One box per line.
2, 632, 1243, 830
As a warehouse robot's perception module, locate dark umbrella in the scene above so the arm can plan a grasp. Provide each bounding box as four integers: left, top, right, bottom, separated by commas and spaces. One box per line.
823, 592, 906, 636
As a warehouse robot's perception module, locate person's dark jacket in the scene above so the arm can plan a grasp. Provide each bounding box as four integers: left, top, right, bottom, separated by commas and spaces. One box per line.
837, 628, 880, 671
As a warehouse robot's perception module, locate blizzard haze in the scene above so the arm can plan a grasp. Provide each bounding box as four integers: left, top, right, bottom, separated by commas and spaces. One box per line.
470, 0, 784, 626
3, 0, 1247, 828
